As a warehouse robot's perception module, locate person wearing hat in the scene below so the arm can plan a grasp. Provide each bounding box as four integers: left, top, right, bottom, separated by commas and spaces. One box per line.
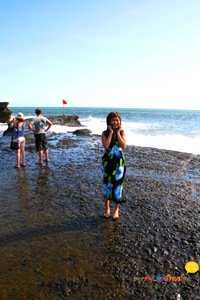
10, 112, 26, 168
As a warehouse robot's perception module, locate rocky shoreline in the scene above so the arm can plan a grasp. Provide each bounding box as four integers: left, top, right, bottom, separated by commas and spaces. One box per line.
0, 133, 199, 299
0, 114, 92, 151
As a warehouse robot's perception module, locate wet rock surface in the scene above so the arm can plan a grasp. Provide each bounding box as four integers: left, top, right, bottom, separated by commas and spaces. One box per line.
72, 128, 92, 136
0, 138, 199, 299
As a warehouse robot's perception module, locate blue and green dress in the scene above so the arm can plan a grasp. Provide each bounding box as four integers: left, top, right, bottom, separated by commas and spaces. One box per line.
102, 131, 126, 204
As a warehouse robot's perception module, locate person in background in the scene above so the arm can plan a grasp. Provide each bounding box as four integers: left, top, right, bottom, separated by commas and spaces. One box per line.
102, 112, 127, 220
10, 112, 26, 168
28, 108, 52, 164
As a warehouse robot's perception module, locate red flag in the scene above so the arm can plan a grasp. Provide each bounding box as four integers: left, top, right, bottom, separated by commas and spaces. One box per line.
62, 99, 67, 105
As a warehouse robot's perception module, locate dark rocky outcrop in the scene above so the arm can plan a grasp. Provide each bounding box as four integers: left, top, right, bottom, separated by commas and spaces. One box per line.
0, 102, 12, 123
50, 115, 81, 126
72, 129, 92, 136
25, 115, 81, 127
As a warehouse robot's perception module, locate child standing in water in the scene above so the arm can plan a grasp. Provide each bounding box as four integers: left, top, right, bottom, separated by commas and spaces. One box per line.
102, 112, 127, 220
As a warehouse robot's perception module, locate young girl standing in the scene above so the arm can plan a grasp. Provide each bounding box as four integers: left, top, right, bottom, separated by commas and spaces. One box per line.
10, 112, 26, 168
102, 112, 127, 220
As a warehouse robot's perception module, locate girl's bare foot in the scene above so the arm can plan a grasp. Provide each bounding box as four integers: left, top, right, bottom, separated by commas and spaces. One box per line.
104, 211, 110, 218
104, 200, 110, 218
113, 204, 119, 220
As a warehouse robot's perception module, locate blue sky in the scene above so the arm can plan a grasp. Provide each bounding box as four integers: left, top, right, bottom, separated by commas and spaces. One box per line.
1, 0, 200, 109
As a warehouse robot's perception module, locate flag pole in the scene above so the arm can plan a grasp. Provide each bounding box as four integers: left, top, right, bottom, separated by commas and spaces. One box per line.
62, 99, 67, 115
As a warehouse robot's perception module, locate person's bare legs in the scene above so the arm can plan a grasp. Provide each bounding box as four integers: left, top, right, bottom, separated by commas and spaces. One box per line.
44, 149, 49, 162
113, 203, 119, 220
15, 149, 20, 167
104, 199, 110, 218
38, 150, 43, 163
21, 145, 26, 166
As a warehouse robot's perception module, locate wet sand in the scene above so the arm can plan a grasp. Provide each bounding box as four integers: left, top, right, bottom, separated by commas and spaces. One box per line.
0, 136, 200, 299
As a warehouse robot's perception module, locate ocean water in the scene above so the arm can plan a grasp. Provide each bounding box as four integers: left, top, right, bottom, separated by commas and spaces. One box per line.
1, 106, 200, 155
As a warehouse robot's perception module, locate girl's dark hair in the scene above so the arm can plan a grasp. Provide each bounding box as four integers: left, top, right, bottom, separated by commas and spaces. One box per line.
106, 112, 121, 125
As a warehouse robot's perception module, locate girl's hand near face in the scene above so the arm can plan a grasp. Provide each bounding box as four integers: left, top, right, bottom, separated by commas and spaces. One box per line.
107, 125, 113, 134
116, 125, 122, 133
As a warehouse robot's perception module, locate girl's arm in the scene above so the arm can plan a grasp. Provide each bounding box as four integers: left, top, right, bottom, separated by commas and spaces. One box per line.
102, 126, 113, 149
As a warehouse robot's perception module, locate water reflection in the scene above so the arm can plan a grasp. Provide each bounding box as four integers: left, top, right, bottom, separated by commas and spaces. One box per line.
16, 168, 30, 206
35, 164, 50, 195
12, 164, 52, 230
